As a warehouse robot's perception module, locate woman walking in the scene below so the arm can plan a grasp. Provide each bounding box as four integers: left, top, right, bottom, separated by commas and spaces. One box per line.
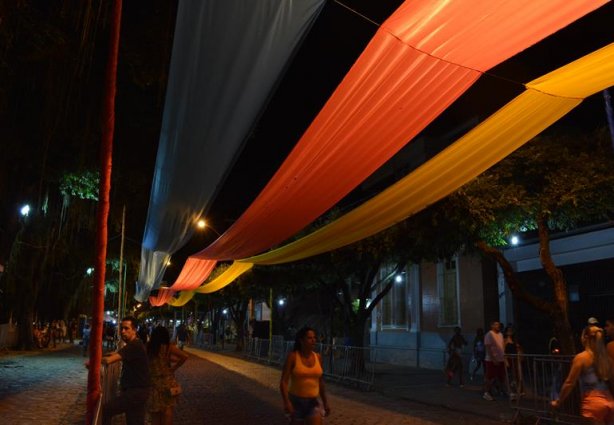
280, 327, 331, 424
552, 325, 614, 424
147, 325, 189, 425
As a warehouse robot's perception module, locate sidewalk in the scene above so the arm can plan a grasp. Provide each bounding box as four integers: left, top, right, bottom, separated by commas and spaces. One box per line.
372, 363, 514, 422
195, 343, 515, 423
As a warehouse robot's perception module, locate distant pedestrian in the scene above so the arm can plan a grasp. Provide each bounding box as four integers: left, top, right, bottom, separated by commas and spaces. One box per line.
138, 324, 149, 344
69, 319, 77, 344
552, 325, 614, 423
147, 325, 188, 425
82, 322, 91, 357
94, 316, 151, 425
176, 324, 189, 350
280, 326, 331, 424
483, 321, 505, 401
504, 326, 523, 398
471, 328, 485, 382
445, 326, 467, 387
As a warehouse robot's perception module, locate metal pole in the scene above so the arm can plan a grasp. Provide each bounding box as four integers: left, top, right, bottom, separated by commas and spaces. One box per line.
117, 205, 126, 322
269, 288, 273, 362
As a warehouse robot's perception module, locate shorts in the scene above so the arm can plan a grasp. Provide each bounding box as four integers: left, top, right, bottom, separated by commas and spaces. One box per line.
485, 360, 505, 382
289, 394, 319, 420
582, 390, 614, 424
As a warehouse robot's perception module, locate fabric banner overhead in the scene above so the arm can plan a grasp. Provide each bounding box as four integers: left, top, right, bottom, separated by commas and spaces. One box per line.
186, 0, 607, 265
135, 0, 326, 301
242, 43, 614, 265
149, 287, 176, 307
168, 0, 607, 301
180, 42, 614, 294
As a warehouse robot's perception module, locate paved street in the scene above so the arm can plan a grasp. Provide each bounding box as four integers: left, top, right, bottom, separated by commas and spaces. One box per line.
0, 345, 503, 424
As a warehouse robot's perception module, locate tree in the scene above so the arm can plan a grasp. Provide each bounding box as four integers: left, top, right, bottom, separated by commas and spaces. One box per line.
441, 128, 614, 354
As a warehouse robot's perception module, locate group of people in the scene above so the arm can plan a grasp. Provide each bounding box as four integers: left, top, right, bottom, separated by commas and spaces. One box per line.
32, 319, 78, 349
444, 322, 521, 395
90, 316, 614, 424
89, 316, 189, 425
471, 317, 614, 424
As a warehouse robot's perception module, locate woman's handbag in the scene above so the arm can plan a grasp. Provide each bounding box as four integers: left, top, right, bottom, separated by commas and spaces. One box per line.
167, 374, 182, 397
168, 382, 182, 397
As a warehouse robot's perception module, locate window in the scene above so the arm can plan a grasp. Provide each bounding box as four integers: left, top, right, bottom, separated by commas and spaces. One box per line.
438, 258, 460, 327
379, 263, 408, 329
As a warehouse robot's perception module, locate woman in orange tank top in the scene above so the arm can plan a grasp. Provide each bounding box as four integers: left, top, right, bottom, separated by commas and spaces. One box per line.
280, 327, 331, 424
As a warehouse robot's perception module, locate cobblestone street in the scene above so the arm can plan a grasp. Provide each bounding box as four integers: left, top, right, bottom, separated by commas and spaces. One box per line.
180, 349, 500, 425
0, 345, 502, 424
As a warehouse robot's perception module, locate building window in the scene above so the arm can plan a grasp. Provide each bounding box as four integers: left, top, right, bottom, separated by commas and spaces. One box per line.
438, 258, 460, 327
380, 263, 408, 330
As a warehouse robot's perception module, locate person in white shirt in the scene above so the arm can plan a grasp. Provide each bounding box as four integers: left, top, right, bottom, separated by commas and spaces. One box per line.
483, 321, 505, 401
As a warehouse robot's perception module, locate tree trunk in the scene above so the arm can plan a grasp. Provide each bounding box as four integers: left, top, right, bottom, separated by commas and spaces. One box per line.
476, 220, 577, 355
537, 215, 576, 354
86, 1, 122, 423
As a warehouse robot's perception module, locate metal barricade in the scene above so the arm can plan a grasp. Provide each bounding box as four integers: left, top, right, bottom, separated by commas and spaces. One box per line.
93, 361, 121, 425
505, 354, 588, 425
243, 338, 376, 390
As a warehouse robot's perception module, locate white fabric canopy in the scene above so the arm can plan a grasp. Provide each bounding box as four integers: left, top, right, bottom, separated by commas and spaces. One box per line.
136, 0, 325, 301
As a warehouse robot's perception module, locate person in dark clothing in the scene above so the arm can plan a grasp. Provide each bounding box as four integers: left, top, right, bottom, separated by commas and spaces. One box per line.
176, 324, 189, 350
445, 326, 468, 387
99, 316, 151, 425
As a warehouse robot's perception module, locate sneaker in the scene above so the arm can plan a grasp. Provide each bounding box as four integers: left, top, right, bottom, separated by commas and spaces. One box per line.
483, 392, 494, 401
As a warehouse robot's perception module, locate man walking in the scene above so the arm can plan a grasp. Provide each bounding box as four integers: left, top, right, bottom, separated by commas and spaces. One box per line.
99, 316, 151, 425
483, 321, 505, 401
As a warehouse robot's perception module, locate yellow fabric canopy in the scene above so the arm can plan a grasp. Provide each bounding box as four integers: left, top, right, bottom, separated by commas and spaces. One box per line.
194, 262, 254, 294
167, 290, 196, 307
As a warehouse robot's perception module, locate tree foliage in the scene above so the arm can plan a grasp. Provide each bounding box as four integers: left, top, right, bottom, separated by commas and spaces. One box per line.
435, 128, 614, 353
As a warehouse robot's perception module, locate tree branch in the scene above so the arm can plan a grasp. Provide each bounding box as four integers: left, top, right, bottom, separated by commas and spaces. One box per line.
475, 240, 555, 315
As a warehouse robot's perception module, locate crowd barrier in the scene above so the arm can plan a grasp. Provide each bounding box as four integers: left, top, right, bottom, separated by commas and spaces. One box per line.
94, 360, 121, 425
505, 354, 588, 425
245, 337, 378, 390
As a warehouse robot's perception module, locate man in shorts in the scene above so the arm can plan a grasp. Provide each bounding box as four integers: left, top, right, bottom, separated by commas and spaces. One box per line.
483, 321, 505, 401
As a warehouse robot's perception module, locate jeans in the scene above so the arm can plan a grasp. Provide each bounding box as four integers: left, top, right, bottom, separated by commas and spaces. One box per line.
102, 387, 149, 425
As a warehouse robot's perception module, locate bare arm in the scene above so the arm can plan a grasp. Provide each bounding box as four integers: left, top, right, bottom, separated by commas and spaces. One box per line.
101, 352, 122, 365
169, 344, 189, 373
280, 352, 295, 415
607, 342, 614, 364
552, 354, 585, 407
317, 353, 331, 416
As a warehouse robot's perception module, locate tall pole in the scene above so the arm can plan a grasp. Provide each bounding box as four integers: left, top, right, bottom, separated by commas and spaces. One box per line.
86, 1, 122, 423
117, 205, 126, 320
268, 288, 273, 361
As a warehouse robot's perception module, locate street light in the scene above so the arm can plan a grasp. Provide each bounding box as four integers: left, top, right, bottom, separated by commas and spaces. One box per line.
20, 204, 30, 217
510, 235, 520, 246
196, 218, 221, 236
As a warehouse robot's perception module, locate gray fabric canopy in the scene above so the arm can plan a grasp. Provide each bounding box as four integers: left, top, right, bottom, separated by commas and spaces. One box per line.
136, 0, 325, 301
